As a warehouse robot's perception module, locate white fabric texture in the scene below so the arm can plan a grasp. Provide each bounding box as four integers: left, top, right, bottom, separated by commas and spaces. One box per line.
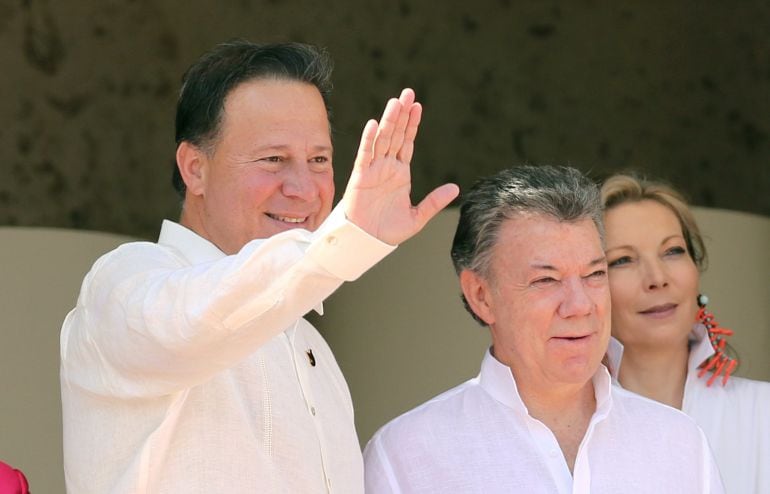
606, 326, 770, 494
60, 205, 394, 494
364, 350, 724, 494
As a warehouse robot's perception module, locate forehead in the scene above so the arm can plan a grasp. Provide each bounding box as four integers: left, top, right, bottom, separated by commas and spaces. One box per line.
491, 213, 603, 271
604, 200, 682, 245
219, 78, 330, 136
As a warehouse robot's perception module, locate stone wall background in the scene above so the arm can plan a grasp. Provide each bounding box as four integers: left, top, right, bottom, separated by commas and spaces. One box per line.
1, 1, 768, 239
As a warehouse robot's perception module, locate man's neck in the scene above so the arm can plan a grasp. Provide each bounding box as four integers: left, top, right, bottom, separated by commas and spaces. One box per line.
618, 342, 689, 409
516, 377, 596, 474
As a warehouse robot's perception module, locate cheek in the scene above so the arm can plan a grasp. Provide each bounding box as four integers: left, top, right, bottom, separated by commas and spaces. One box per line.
608, 274, 636, 309
239, 173, 283, 203
681, 266, 700, 295
593, 285, 611, 313
315, 173, 335, 201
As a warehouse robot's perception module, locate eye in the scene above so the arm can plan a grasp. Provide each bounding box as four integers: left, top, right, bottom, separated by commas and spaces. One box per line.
608, 256, 631, 268
253, 156, 284, 172
664, 246, 687, 257
309, 155, 331, 172
531, 277, 558, 287
586, 269, 606, 280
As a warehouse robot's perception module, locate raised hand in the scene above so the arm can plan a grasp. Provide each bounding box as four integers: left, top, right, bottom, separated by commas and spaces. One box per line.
342, 88, 459, 245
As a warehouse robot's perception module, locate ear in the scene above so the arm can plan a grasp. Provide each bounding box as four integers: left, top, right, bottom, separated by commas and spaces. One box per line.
459, 269, 496, 326
176, 141, 207, 197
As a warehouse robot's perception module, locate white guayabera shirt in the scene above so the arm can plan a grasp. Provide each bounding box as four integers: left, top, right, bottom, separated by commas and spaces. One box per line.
61, 206, 394, 494
364, 350, 725, 494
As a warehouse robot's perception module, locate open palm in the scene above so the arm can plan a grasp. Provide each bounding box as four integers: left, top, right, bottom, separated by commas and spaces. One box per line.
342, 88, 459, 245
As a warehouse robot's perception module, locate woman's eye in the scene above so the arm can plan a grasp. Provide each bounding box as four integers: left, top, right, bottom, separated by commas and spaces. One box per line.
665, 246, 687, 256
608, 256, 631, 268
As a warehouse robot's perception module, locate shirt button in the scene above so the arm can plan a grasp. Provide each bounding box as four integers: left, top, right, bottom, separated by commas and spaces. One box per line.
310, 406, 316, 416
327, 236, 338, 246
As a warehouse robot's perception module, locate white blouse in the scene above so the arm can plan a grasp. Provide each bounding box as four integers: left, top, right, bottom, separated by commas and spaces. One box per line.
606, 326, 770, 494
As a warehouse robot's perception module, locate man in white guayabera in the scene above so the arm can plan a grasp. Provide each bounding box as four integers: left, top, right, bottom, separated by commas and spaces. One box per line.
60, 39, 458, 494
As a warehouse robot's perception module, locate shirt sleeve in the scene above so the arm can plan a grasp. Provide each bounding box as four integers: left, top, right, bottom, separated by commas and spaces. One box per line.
60, 205, 395, 398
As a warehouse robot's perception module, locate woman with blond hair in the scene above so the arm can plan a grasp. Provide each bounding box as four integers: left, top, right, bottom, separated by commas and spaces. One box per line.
600, 174, 770, 493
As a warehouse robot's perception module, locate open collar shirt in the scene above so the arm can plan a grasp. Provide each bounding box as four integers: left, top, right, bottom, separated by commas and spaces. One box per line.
364, 349, 723, 494
607, 327, 770, 494
61, 205, 393, 494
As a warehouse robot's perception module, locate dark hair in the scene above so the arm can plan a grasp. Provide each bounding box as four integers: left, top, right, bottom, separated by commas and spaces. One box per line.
172, 39, 334, 197
600, 173, 708, 270
451, 165, 603, 325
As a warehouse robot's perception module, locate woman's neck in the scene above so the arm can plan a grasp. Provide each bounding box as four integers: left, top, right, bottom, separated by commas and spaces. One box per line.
618, 341, 690, 409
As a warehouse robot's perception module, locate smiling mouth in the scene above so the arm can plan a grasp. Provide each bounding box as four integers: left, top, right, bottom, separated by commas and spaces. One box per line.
266, 213, 308, 224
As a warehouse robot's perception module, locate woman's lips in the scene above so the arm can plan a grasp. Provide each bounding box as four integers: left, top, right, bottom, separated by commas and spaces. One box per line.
638, 303, 677, 318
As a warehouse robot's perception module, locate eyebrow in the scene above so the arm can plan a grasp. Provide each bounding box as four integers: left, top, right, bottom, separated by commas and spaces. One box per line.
529, 256, 607, 271
606, 234, 685, 253
248, 142, 333, 153
661, 234, 685, 244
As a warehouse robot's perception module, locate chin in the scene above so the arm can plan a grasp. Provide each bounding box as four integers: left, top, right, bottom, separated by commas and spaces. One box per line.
559, 357, 602, 384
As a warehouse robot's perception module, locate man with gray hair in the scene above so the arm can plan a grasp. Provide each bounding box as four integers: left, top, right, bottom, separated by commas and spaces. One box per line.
364, 165, 723, 493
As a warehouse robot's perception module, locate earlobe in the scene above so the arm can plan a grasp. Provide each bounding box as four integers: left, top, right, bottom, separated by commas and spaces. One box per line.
176, 141, 207, 196
459, 270, 495, 325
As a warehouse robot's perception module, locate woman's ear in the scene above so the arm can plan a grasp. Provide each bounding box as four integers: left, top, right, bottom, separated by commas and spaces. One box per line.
175, 142, 207, 197
459, 269, 495, 326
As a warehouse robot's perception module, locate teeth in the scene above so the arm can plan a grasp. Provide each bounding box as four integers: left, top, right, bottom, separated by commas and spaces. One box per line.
269, 214, 306, 223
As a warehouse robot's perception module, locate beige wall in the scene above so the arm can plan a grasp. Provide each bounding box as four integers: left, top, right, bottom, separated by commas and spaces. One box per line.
0, 206, 767, 490
0, 228, 133, 494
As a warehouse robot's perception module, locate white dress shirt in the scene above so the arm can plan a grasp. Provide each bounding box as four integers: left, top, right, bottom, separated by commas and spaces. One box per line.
61, 205, 394, 494
364, 350, 724, 494
606, 326, 770, 494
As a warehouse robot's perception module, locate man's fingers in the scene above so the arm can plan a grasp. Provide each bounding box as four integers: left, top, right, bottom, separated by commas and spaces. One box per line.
398, 88, 416, 107
387, 89, 417, 156
372, 98, 401, 159
388, 105, 411, 156
355, 119, 379, 170
397, 103, 422, 164
413, 183, 460, 230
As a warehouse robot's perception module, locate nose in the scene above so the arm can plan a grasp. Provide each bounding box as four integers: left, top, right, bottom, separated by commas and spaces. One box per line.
281, 163, 318, 201
558, 277, 594, 318
642, 259, 669, 291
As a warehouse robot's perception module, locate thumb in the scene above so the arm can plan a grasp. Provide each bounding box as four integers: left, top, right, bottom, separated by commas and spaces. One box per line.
413, 183, 460, 231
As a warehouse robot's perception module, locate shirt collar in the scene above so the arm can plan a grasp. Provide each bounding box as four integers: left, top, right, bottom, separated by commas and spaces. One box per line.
605, 337, 624, 383
688, 323, 716, 371
478, 348, 613, 418
156, 219, 324, 315
158, 219, 227, 265
605, 325, 716, 380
